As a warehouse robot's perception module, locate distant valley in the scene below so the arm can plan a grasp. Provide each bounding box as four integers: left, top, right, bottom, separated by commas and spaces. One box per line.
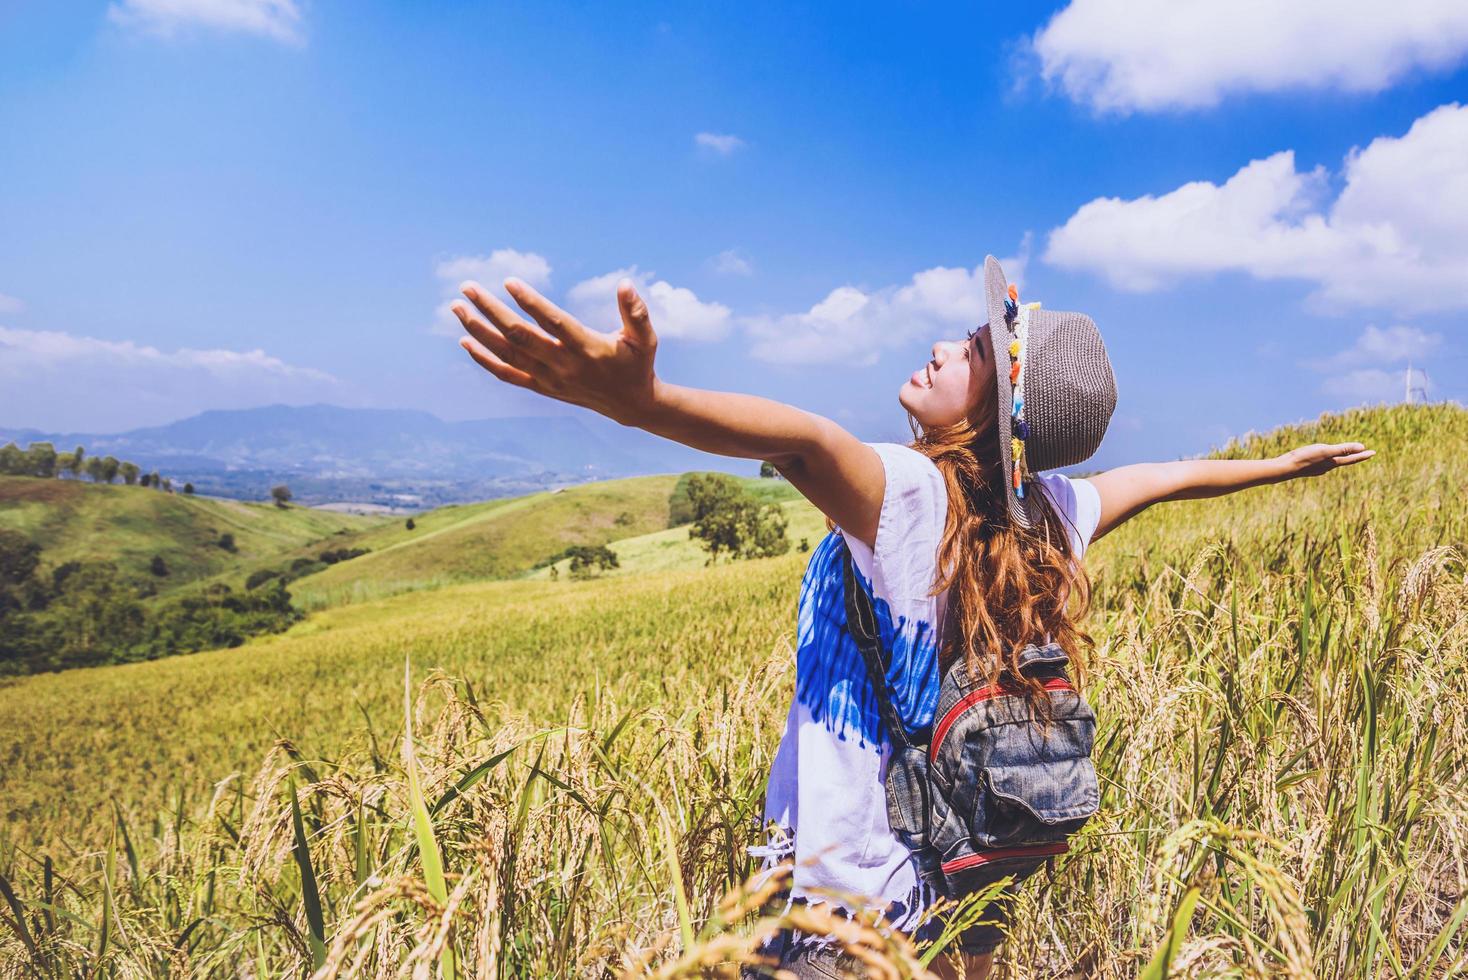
0, 403, 745, 508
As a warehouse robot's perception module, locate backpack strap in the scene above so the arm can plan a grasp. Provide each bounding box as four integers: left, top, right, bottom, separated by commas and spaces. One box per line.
841, 544, 913, 751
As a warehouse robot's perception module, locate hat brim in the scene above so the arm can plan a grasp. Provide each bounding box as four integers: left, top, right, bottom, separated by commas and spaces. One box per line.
982, 255, 1034, 530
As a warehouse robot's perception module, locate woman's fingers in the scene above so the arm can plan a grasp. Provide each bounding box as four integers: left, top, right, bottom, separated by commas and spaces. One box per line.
617, 279, 657, 352
1333, 448, 1376, 466
461, 283, 561, 366
458, 336, 538, 390
503, 278, 599, 348
450, 301, 525, 368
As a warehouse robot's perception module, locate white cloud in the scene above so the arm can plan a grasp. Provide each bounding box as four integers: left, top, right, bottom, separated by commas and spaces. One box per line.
108, 0, 303, 44
567, 268, 732, 341
1307, 324, 1441, 403
1321, 368, 1430, 403
430, 249, 552, 337
694, 132, 746, 155
707, 249, 754, 277
1307, 324, 1442, 373
432, 244, 1023, 363
435, 250, 551, 290
1031, 0, 1468, 112
744, 260, 993, 366
0, 293, 22, 315
1044, 102, 1468, 313
0, 327, 339, 430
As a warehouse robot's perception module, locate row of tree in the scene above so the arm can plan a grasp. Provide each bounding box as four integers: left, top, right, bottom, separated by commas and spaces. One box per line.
0, 529, 299, 675
0, 441, 189, 492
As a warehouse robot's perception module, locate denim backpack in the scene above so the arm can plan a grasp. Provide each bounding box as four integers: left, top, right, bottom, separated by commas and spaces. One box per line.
840, 545, 1100, 899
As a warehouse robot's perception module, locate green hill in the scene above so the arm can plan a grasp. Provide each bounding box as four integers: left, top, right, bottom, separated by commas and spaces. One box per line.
528, 496, 830, 580
285, 471, 804, 609
3, 405, 1464, 975
0, 476, 374, 588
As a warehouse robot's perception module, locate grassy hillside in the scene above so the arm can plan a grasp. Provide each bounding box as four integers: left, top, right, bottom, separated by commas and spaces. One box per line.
0, 476, 373, 587
530, 496, 831, 580
1, 404, 1465, 976
287, 472, 803, 608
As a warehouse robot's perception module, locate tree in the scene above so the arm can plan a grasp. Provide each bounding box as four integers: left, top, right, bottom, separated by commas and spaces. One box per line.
759, 460, 778, 479
0, 530, 44, 667
565, 544, 619, 580
100, 457, 121, 484
68, 446, 86, 478
684, 473, 790, 564
405, 517, 416, 530
85, 457, 105, 482
162, 478, 173, 492
0, 529, 41, 592
271, 484, 293, 508
0, 443, 25, 476
217, 533, 236, 552
183, 482, 194, 495
27, 443, 57, 479
147, 470, 160, 489
121, 462, 140, 486
56, 452, 75, 477
138, 472, 152, 488
149, 555, 170, 577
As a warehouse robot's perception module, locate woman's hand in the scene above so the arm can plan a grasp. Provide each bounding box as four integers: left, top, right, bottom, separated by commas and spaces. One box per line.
1091, 440, 1377, 540
451, 277, 660, 427
1278, 441, 1377, 479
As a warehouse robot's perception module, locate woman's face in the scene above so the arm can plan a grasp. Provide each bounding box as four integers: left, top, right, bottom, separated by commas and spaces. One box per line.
898, 322, 998, 430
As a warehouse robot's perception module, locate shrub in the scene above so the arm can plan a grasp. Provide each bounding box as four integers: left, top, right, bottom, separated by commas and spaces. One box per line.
245, 569, 280, 591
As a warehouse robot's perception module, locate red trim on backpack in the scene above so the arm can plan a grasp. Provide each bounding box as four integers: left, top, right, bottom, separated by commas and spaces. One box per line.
929, 678, 1075, 760
940, 840, 1069, 875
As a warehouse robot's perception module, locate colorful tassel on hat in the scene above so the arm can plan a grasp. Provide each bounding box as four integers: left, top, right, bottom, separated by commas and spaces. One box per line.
1007, 283, 1031, 506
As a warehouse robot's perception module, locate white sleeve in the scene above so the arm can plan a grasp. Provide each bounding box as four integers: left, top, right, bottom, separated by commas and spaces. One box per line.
837, 442, 949, 603
1034, 472, 1102, 558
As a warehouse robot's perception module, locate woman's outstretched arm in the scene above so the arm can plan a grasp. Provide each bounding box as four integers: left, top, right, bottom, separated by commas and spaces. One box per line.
450, 276, 886, 548
1087, 442, 1377, 541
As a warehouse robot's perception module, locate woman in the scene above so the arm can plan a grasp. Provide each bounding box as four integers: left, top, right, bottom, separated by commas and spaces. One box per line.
449, 255, 1373, 977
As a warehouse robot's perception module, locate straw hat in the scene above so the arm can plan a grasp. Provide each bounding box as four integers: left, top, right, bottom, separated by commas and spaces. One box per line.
981, 255, 1117, 530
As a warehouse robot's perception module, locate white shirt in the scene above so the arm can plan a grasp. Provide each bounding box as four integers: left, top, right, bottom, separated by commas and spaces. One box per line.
756, 442, 1103, 935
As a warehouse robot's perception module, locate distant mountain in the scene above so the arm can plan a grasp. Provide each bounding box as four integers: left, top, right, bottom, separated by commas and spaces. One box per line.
0, 404, 743, 507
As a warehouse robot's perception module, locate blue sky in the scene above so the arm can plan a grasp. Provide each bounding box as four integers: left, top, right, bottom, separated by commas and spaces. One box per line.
1, 0, 1465, 469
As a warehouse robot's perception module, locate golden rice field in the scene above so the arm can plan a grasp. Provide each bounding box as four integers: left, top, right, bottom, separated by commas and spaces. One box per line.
1, 403, 1466, 978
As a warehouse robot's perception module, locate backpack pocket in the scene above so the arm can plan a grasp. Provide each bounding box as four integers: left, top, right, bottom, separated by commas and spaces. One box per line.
884, 744, 931, 852
969, 694, 1099, 850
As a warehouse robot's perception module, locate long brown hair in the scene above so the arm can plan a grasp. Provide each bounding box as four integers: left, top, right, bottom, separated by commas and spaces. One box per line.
906, 412, 1094, 719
